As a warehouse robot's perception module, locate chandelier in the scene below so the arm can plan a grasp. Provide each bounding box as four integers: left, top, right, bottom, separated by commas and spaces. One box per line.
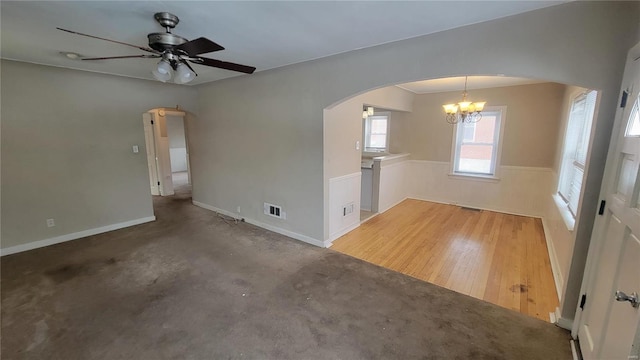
442, 76, 486, 124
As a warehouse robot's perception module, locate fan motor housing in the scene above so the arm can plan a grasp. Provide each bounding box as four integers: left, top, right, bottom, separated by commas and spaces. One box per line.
147, 33, 188, 52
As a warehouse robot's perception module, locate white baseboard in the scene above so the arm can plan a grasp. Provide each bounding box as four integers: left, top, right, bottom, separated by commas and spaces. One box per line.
555, 307, 574, 330
0, 216, 156, 256
541, 218, 565, 302
330, 222, 360, 242
192, 201, 328, 248
379, 197, 409, 214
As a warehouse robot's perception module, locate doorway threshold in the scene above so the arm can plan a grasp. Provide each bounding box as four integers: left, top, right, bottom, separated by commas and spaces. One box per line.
360, 210, 377, 223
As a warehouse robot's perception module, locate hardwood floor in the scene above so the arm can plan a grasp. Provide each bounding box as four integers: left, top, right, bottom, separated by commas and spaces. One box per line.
331, 199, 559, 321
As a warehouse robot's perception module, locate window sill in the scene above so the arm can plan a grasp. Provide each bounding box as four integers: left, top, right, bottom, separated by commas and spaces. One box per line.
552, 194, 575, 232
447, 172, 501, 183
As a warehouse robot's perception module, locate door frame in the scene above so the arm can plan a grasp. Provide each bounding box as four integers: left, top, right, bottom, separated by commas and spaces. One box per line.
143, 112, 160, 195
143, 108, 188, 196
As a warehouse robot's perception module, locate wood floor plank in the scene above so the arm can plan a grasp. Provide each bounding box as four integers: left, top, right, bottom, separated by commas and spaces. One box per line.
330, 199, 559, 321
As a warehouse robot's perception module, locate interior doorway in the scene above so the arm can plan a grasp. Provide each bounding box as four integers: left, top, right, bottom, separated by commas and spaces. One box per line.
142, 108, 191, 197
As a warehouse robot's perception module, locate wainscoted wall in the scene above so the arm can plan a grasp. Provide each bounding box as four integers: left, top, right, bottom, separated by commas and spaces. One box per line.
332, 159, 555, 237
378, 159, 410, 213
407, 161, 553, 217
329, 172, 362, 241
541, 172, 574, 303
323, 86, 414, 242
543, 202, 571, 302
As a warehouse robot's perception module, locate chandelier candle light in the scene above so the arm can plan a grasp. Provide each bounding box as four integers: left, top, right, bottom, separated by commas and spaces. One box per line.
442, 76, 486, 124
362, 106, 375, 119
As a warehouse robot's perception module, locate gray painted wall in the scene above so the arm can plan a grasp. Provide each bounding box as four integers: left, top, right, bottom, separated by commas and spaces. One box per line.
191, 1, 638, 320
1, 61, 198, 249
0, 0, 637, 324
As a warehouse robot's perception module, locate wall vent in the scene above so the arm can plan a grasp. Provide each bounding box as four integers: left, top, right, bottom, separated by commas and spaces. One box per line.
343, 202, 355, 217
264, 203, 285, 219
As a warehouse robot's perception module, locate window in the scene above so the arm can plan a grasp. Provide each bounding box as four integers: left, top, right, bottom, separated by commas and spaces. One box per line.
452, 108, 505, 176
558, 90, 597, 217
364, 113, 389, 152
625, 95, 640, 136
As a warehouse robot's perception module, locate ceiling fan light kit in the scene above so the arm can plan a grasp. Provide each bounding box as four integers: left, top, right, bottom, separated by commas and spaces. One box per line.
152, 60, 172, 82
57, 12, 256, 85
175, 63, 196, 84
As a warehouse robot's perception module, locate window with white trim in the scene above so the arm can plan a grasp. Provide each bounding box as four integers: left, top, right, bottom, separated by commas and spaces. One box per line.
452, 108, 504, 176
557, 90, 597, 217
364, 113, 390, 152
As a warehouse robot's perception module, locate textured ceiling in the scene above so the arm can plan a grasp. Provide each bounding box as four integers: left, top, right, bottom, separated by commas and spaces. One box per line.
1, 1, 563, 85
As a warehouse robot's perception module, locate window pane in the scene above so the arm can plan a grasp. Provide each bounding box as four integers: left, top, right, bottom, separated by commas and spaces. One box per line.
617, 155, 635, 197
369, 134, 387, 148
474, 116, 496, 143
575, 91, 597, 164
567, 165, 584, 215
626, 98, 640, 136
458, 144, 493, 173
557, 90, 597, 218
462, 123, 475, 142
370, 118, 387, 134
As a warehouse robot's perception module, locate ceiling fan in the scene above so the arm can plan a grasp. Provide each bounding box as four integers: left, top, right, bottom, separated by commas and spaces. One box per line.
57, 12, 256, 84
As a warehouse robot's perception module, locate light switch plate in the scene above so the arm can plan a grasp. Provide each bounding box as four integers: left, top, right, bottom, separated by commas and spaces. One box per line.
132, 145, 139, 153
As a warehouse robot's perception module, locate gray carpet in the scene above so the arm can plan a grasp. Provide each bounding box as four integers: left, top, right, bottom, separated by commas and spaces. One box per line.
1, 188, 572, 359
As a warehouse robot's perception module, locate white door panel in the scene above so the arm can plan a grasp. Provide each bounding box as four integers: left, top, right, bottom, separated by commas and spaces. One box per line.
154, 111, 174, 196
604, 233, 640, 359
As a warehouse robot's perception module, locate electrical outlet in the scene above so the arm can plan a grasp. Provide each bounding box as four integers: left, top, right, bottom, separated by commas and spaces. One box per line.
46, 218, 55, 227
237, 206, 241, 213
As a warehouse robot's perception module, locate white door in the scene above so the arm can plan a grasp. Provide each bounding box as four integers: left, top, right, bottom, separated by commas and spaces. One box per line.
143, 113, 160, 196
153, 110, 174, 196
578, 42, 640, 360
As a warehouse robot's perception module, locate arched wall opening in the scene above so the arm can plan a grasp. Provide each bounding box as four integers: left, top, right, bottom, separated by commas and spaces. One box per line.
323, 73, 602, 326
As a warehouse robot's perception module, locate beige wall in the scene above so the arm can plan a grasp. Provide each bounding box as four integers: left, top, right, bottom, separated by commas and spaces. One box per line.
402, 82, 566, 167
324, 86, 414, 179
388, 110, 410, 155
1, 60, 198, 249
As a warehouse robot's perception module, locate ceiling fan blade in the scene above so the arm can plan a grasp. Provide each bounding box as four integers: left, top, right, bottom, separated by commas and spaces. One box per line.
82, 55, 161, 61
175, 37, 224, 56
193, 57, 256, 74
57, 28, 159, 54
